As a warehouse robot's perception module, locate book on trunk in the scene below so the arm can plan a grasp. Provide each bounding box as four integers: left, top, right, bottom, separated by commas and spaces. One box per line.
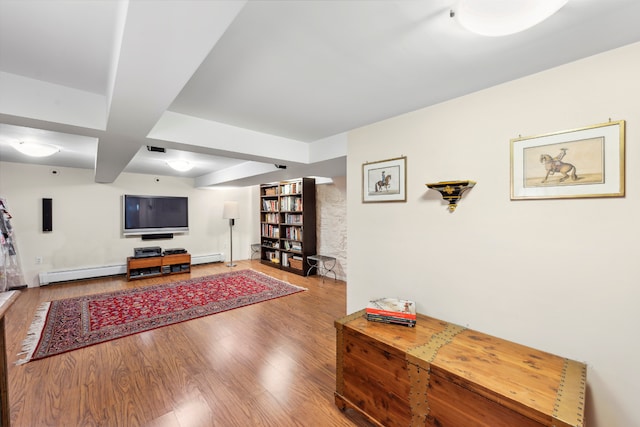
366, 298, 416, 326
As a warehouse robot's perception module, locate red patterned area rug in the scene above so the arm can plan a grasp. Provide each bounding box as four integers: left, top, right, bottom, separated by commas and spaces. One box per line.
17, 269, 305, 364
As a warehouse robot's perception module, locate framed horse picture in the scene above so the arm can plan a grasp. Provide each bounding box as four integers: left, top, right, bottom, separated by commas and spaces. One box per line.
362, 156, 407, 203
510, 120, 625, 200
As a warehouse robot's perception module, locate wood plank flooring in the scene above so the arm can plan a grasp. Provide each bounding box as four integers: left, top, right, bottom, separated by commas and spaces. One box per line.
4, 260, 374, 427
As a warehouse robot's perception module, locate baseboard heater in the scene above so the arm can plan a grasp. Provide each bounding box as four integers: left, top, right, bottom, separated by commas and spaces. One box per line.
191, 253, 224, 265
39, 253, 224, 285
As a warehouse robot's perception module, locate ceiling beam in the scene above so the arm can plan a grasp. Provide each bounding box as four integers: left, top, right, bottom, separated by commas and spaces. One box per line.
96, 0, 247, 183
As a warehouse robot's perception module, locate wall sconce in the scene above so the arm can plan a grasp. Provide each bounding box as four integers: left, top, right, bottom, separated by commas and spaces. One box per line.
426, 180, 476, 212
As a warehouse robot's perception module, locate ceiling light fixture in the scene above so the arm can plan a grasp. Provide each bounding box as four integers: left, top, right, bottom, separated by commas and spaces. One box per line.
12, 141, 60, 157
453, 0, 568, 37
166, 159, 193, 172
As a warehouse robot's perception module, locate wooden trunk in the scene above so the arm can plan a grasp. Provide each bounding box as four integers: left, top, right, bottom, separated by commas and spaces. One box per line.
335, 310, 586, 427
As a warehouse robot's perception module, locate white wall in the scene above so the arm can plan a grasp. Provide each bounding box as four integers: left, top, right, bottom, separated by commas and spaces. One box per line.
347, 42, 640, 427
316, 176, 347, 280
0, 163, 256, 287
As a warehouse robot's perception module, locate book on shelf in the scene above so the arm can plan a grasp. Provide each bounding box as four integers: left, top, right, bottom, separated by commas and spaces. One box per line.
263, 213, 279, 223
280, 196, 303, 212
280, 182, 298, 195
262, 199, 278, 211
366, 297, 417, 321
283, 213, 302, 224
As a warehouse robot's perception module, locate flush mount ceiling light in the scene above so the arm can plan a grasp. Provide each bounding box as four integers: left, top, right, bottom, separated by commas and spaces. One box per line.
166, 159, 193, 172
453, 0, 569, 37
12, 141, 60, 157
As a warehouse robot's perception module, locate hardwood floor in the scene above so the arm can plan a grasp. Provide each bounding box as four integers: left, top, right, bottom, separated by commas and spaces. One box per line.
4, 260, 374, 427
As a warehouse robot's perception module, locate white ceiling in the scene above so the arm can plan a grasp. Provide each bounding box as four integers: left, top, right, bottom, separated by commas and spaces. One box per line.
1, 0, 640, 187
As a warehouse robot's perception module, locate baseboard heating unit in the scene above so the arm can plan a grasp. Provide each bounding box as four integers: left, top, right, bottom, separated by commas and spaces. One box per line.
39, 264, 127, 285
39, 253, 224, 285
191, 253, 224, 265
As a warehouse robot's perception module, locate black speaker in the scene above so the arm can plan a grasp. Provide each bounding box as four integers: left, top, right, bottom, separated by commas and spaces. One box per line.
42, 198, 53, 232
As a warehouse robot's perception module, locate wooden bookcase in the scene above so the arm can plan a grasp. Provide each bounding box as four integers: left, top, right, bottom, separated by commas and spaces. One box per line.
126, 253, 191, 280
259, 178, 316, 276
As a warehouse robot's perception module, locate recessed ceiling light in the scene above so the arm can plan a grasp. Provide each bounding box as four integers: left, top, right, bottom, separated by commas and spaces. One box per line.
454, 0, 568, 37
12, 141, 60, 157
166, 159, 193, 172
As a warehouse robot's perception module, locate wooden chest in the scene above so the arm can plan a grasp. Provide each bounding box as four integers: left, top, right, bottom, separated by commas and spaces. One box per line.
335, 310, 586, 427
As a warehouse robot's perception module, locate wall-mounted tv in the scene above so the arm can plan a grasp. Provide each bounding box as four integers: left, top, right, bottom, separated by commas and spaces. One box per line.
122, 195, 189, 236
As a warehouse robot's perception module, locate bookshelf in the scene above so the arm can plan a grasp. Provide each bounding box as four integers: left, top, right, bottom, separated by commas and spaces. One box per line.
259, 178, 316, 276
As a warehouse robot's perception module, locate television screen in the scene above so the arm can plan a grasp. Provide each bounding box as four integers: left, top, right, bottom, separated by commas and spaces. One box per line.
123, 195, 189, 235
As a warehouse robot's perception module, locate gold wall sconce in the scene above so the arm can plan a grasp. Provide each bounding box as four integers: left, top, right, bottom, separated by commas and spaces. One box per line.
425, 180, 476, 212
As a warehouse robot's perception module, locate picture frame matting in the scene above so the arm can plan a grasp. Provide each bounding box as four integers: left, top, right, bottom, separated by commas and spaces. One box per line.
362, 156, 407, 203
510, 120, 625, 200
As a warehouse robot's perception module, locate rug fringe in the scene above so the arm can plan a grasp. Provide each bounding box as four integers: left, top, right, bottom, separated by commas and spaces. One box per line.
15, 301, 51, 365
251, 269, 308, 291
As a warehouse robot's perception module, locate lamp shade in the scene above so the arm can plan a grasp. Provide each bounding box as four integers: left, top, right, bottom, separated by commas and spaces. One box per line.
223, 201, 239, 219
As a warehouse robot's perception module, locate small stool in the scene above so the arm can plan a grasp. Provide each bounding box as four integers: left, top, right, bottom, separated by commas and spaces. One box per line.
306, 254, 337, 282
251, 243, 261, 260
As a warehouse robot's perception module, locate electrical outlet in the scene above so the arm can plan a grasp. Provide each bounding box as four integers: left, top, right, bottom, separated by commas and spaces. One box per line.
35, 256, 43, 265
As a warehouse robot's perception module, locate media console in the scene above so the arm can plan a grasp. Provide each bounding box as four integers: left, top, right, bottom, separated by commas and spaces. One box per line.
126, 253, 191, 281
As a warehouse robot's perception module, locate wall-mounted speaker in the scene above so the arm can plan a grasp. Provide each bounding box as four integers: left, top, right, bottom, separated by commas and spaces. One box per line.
42, 198, 53, 232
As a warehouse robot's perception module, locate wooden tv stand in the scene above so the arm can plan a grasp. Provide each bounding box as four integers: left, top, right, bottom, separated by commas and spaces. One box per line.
127, 253, 191, 281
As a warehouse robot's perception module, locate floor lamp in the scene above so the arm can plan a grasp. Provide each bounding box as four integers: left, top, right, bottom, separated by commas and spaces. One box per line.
223, 201, 239, 267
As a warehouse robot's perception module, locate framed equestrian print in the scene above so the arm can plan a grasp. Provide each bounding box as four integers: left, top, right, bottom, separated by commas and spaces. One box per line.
510, 120, 625, 200
362, 156, 407, 203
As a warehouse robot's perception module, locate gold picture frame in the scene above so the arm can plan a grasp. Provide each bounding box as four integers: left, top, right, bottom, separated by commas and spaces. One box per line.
362, 156, 407, 203
510, 120, 625, 200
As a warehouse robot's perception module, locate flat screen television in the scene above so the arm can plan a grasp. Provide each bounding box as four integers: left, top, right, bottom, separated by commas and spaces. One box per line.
122, 194, 189, 236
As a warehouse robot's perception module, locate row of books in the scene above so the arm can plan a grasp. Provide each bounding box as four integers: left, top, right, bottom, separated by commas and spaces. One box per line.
280, 182, 299, 195
283, 213, 302, 224
283, 240, 302, 252
283, 226, 302, 241
262, 182, 301, 196
261, 224, 279, 238
262, 199, 278, 212
366, 297, 416, 327
280, 196, 303, 212
262, 213, 279, 223
262, 213, 303, 224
